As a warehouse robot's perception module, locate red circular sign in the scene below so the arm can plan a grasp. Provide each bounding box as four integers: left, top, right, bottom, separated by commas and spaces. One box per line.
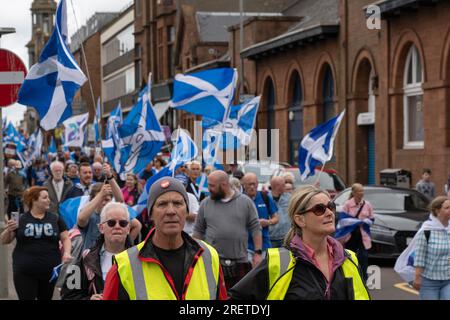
0, 49, 27, 107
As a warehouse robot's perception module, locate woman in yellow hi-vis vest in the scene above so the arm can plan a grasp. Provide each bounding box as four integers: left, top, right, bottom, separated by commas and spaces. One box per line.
229, 185, 370, 300
103, 177, 228, 300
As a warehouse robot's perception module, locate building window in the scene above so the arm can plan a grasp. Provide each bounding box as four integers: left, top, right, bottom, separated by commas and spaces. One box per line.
289, 72, 303, 166
266, 79, 275, 157
167, 26, 175, 77
157, 27, 164, 81
33, 14, 37, 25
136, 0, 142, 16
403, 45, 424, 149
43, 13, 50, 34
322, 65, 334, 122
104, 67, 135, 101
102, 24, 135, 65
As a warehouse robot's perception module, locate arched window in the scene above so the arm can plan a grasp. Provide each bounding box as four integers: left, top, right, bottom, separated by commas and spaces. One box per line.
266, 79, 275, 157
403, 45, 423, 148
323, 65, 334, 122
288, 72, 303, 166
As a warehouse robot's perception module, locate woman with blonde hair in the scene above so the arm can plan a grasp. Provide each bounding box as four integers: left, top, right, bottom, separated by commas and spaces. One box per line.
229, 185, 369, 300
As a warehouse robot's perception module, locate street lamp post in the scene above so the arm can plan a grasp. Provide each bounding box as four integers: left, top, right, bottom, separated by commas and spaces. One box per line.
0, 26, 17, 299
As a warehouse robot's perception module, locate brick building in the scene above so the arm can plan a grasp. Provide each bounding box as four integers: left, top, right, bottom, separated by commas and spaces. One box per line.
230, 0, 450, 191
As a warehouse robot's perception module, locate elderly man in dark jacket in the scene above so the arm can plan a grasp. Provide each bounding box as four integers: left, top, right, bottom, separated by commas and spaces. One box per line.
44, 161, 73, 215
61, 202, 132, 300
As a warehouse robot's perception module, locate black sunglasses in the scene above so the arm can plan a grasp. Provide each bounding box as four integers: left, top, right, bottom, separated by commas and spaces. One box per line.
298, 201, 336, 216
102, 219, 129, 228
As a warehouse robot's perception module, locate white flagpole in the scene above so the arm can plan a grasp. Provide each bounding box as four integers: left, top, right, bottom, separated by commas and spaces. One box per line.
314, 162, 326, 188
172, 126, 181, 177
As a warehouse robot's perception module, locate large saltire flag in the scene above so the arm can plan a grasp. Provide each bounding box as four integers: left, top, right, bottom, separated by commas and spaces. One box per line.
18, 0, 87, 131
298, 110, 345, 181
117, 86, 165, 177
169, 68, 237, 122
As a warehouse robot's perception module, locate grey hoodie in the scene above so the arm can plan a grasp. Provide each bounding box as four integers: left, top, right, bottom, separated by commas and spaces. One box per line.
194, 192, 261, 262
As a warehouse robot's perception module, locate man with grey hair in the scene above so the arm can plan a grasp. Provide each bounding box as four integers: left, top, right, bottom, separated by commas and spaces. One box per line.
62, 202, 132, 300
92, 161, 105, 183
268, 175, 291, 248
186, 160, 205, 201
44, 161, 73, 215
194, 170, 262, 290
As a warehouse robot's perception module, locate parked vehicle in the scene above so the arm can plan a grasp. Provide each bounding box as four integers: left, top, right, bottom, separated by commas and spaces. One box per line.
240, 161, 291, 191
278, 167, 346, 198
333, 186, 431, 259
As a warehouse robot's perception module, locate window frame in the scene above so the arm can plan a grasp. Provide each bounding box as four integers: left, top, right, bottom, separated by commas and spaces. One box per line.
403, 46, 424, 149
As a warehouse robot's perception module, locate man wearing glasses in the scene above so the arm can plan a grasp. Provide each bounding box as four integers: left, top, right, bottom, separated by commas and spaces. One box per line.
61, 202, 133, 300
103, 177, 228, 300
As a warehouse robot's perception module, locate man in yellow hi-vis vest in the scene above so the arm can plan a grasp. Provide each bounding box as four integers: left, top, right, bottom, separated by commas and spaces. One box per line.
103, 177, 227, 300
228, 186, 370, 300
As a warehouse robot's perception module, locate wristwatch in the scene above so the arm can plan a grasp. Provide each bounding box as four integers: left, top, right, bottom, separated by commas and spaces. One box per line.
254, 249, 263, 255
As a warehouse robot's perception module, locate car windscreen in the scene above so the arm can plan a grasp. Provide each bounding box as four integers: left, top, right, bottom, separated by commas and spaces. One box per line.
243, 164, 281, 183
334, 189, 429, 212
292, 170, 341, 191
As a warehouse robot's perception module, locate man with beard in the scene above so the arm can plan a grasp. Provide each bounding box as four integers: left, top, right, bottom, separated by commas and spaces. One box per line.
193, 170, 262, 290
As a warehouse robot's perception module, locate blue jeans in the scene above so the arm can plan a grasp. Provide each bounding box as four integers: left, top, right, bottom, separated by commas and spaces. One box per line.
419, 277, 450, 300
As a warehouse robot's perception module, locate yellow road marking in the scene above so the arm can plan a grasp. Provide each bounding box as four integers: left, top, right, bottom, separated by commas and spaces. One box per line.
394, 282, 419, 295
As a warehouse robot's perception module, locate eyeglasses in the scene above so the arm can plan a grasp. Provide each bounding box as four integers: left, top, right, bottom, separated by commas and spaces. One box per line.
297, 201, 336, 216
102, 219, 129, 228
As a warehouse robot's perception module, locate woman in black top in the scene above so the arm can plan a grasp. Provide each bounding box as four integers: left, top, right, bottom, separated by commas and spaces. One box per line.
1, 186, 72, 300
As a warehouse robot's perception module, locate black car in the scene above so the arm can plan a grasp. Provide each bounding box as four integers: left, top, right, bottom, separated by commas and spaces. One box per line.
333, 186, 430, 259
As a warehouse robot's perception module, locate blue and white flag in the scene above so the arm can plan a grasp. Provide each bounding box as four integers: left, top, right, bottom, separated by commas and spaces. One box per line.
203, 96, 260, 150
17, 0, 87, 131
63, 112, 89, 148
94, 97, 101, 142
59, 195, 138, 230
298, 110, 345, 181
169, 68, 237, 122
48, 136, 57, 155
49, 263, 64, 283
334, 211, 372, 240
3, 122, 27, 152
169, 129, 198, 171
105, 102, 122, 140
118, 86, 165, 177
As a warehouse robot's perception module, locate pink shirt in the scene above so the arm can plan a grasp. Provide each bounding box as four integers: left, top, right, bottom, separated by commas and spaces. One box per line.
303, 241, 334, 283
342, 198, 374, 249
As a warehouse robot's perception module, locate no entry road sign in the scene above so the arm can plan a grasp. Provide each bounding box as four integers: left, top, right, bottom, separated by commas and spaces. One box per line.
0, 49, 27, 107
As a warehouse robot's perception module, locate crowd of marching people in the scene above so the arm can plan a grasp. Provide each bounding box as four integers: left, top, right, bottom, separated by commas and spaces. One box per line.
1, 145, 449, 301
1, 147, 377, 301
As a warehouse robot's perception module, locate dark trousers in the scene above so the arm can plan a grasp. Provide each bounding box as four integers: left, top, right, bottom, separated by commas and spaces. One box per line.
13, 272, 56, 300
221, 261, 252, 291
355, 246, 369, 282
7, 195, 23, 219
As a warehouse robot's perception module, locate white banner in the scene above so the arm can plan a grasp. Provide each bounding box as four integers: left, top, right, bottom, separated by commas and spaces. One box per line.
63, 113, 89, 148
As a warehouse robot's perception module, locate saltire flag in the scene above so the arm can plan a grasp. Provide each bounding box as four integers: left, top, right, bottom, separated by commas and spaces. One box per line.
19, 128, 44, 168
59, 195, 138, 230
17, 0, 87, 131
169, 68, 237, 122
197, 173, 210, 197
117, 86, 165, 177
298, 110, 345, 181
203, 96, 260, 150
63, 112, 89, 148
102, 122, 123, 175
3, 122, 27, 152
49, 263, 64, 283
48, 136, 57, 155
133, 130, 198, 215
333, 211, 373, 240
202, 129, 222, 167
105, 102, 122, 140
94, 97, 101, 142
60, 129, 69, 152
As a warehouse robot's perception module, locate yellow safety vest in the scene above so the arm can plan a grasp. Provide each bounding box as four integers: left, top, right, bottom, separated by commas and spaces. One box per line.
266, 247, 370, 300
114, 239, 220, 300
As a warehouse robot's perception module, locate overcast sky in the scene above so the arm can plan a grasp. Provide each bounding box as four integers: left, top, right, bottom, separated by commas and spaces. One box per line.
1, 0, 132, 126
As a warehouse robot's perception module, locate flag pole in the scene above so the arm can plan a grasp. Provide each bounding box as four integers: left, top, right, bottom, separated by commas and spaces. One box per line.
314, 162, 326, 188
172, 126, 181, 177
69, 0, 101, 152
